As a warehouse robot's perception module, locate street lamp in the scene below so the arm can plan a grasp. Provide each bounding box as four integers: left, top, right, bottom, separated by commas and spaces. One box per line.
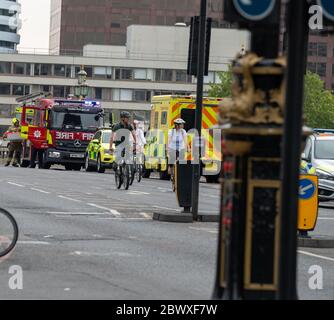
74, 66, 89, 99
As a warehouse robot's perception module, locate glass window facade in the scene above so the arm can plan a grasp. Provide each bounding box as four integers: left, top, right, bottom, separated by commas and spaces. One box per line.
49, 0, 224, 53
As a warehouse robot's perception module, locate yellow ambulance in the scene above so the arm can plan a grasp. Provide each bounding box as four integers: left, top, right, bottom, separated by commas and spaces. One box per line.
143, 95, 224, 183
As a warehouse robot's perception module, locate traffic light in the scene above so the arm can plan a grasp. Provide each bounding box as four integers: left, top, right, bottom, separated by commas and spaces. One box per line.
187, 16, 199, 76
187, 16, 212, 77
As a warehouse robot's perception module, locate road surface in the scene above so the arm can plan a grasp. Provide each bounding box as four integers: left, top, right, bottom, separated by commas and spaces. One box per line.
0, 166, 333, 299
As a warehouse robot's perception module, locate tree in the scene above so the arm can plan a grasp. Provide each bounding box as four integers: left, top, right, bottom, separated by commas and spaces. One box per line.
208, 66, 232, 98
303, 71, 334, 129
209, 67, 334, 129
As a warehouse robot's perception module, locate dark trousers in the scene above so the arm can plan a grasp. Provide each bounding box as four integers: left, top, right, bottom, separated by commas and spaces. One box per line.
30, 147, 44, 168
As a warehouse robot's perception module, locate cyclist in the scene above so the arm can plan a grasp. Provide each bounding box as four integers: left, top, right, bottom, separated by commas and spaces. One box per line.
133, 120, 146, 165
109, 111, 136, 165
167, 118, 187, 170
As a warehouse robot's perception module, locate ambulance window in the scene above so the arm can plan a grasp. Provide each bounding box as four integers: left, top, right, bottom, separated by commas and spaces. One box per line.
161, 112, 167, 125
154, 112, 159, 129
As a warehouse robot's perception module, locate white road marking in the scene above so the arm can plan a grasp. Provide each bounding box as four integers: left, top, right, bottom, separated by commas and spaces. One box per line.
96, 217, 148, 221
318, 217, 334, 220
70, 250, 139, 257
153, 206, 179, 212
51, 212, 109, 216
126, 190, 150, 195
298, 250, 334, 262
58, 195, 82, 203
86, 203, 121, 216
17, 240, 50, 245
31, 188, 50, 194
189, 226, 218, 234
7, 182, 24, 187
139, 212, 151, 219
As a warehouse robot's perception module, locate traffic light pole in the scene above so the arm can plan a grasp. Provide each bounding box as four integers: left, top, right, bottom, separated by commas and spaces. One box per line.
278, 0, 309, 300
191, 0, 207, 220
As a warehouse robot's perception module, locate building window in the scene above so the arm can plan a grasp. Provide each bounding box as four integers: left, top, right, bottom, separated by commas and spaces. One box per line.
41, 85, 50, 93
0, 8, 16, 17
134, 69, 147, 80
34, 64, 52, 76
308, 43, 317, 56
0, 84, 10, 95
115, 68, 133, 80
93, 66, 112, 79
0, 62, 11, 73
95, 87, 102, 100
307, 62, 316, 73
204, 72, 215, 84
318, 43, 327, 57
134, 90, 145, 101
156, 69, 173, 81
113, 89, 120, 101
0, 41, 15, 49
54, 64, 66, 77
12, 84, 30, 96
120, 89, 133, 101
0, 24, 16, 33
317, 63, 326, 77
154, 90, 173, 96
111, 22, 120, 28
53, 86, 65, 97
176, 70, 191, 83
13, 62, 25, 75
0, 104, 12, 118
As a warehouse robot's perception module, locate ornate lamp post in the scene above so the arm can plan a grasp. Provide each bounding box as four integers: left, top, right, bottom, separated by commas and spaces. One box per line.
74, 65, 89, 100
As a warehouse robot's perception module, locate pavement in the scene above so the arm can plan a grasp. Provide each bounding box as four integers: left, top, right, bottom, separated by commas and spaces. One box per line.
0, 166, 333, 299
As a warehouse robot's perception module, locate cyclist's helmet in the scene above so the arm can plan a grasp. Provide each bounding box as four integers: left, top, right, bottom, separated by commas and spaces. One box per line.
174, 118, 186, 125
120, 111, 131, 119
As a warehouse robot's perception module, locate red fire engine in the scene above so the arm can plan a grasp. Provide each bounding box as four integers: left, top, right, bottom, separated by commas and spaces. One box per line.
18, 93, 104, 170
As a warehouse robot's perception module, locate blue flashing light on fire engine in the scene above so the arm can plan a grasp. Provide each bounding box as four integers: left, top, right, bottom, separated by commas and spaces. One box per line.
84, 100, 101, 107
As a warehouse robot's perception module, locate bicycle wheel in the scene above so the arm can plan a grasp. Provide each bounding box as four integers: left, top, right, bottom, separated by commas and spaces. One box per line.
123, 164, 130, 190
136, 164, 143, 183
0, 208, 19, 258
129, 164, 135, 186
115, 165, 123, 189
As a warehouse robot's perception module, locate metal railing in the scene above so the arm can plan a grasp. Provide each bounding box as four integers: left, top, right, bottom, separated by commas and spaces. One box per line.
10, 47, 234, 65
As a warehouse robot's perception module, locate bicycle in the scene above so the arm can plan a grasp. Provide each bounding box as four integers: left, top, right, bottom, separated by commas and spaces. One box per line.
114, 149, 134, 190
0, 208, 19, 258
130, 149, 144, 184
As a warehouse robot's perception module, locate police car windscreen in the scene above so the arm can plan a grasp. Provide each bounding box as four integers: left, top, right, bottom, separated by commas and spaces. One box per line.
315, 140, 334, 159
102, 132, 112, 144
50, 110, 103, 131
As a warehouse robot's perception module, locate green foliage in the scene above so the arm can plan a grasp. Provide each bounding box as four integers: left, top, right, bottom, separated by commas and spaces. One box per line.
209, 68, 334, 129
208, 66, 232, 98
304, 71, 334, 129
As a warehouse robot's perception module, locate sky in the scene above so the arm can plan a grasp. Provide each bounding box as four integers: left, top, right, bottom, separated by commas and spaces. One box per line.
17, 0, 51, 51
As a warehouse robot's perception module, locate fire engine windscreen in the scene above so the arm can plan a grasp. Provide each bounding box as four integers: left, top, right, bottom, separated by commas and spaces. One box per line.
50, 107, 103, 131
